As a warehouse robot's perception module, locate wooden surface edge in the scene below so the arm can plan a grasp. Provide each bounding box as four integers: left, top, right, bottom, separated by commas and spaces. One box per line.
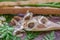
0, 7, 60, 14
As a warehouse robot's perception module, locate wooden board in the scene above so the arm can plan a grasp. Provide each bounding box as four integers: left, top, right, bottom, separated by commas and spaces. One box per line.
0, 7, 60, 14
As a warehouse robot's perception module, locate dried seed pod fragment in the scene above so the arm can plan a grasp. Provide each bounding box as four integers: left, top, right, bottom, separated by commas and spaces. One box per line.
13, 29, 25, 37
14, 16, 22, 21
10, 16, 22, 26
23, 10, 33, 21
24, 16, 60, 31
23, 18, 38, 31
28, 22, 35, 28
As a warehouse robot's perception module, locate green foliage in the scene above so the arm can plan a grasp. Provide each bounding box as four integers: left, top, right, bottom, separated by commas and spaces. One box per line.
43, 31, 55, 40
0, 14, 15, 22
24, 31, 40, 40
20, 2, 60, 8
0, 22, 21, 40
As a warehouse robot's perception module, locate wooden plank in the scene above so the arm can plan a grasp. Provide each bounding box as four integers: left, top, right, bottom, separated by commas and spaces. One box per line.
0, 7, 60, 14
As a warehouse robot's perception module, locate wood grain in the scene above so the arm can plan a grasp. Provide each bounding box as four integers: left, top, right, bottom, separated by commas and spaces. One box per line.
0, 7, 60, 14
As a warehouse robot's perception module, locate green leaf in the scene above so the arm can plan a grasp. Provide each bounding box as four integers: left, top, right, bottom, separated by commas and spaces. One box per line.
1, 29, 7, 32
43, 31, 55, 40
6, 34, 9, 40
44, 36, 49, 40
8, 27, 14, 31
24, 31, 40, 40
0, 32, 7, 38
0, 21, 21, 40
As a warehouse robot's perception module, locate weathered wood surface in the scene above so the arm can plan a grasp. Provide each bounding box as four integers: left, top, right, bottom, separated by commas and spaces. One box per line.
0, 7, 60, 14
